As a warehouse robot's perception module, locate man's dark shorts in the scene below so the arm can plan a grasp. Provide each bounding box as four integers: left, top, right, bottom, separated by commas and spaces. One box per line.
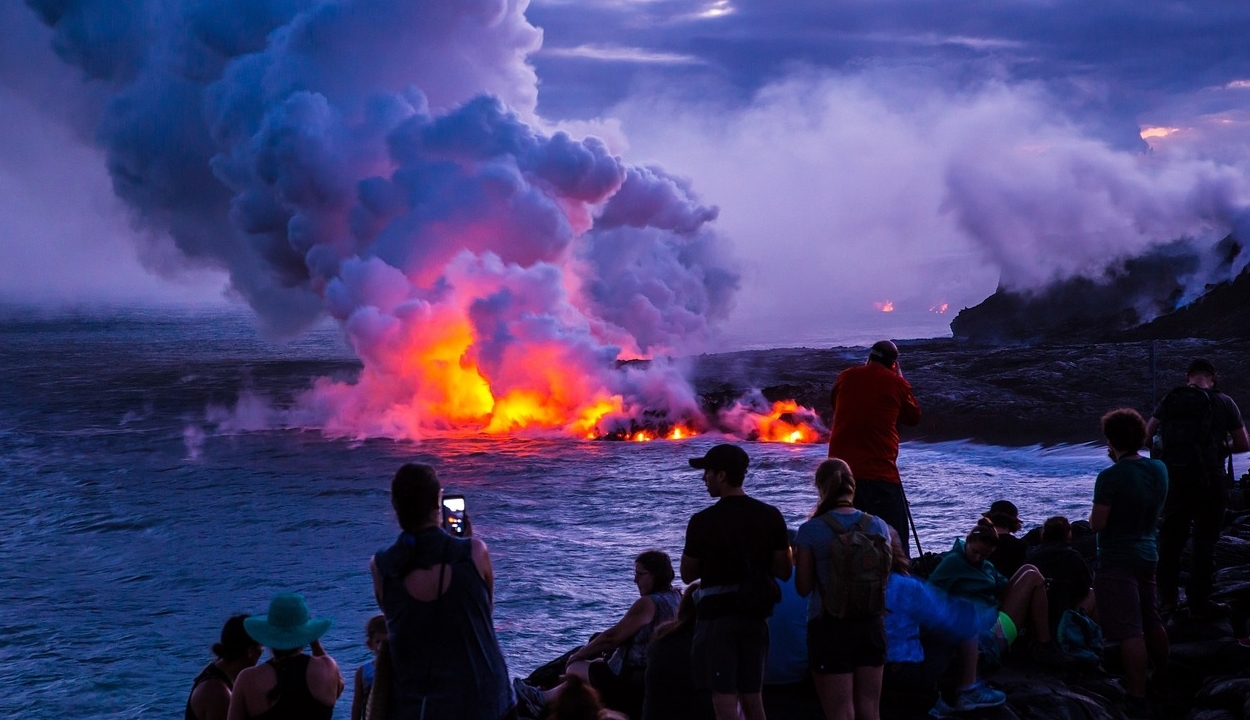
853, 478, 909, 551
1094, 563, 1162, 641
692, 615, 770, 694
807, 613, 886, 674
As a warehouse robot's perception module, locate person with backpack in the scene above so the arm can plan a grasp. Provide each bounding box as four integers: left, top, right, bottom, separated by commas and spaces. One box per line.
1146, 358, 1250, 619
794, 458, 892, 720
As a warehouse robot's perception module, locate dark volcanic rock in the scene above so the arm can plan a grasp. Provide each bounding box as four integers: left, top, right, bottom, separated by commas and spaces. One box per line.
948, 237, 1245, 346
690, 339, 1250, 446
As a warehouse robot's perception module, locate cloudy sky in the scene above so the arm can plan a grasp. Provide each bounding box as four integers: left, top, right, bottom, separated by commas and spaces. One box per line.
3, 0, 1250, 347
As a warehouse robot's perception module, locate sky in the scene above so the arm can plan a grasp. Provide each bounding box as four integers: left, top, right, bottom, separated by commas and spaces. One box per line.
3, 0, 1250, 348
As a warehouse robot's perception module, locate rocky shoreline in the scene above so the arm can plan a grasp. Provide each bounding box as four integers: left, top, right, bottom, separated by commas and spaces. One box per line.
527, 511, 1250, 720
690, 338, 1250, 447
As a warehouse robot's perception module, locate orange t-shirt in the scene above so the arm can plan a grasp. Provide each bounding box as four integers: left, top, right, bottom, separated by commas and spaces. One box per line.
827, 363, 921, 484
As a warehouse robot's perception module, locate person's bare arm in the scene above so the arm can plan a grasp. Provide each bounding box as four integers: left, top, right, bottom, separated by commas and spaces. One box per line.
568, 596, 656, 663
351, 666, 366, 720
1144, 417, 1160, 446
794, 544, 816, 597
370, 557, 383, 611
471, 538, 494, 605
226, 668, 256, 720
307, 654, 343, 707
771, 547, 793, 582
1089, 504, 1111, 533
680, 553, 701, 584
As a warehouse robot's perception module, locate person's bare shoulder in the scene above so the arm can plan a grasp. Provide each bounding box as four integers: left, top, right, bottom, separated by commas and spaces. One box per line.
189, 676, 231, 720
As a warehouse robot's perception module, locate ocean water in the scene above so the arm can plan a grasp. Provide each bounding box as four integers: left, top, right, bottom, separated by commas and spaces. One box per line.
0, 310, 1109, 719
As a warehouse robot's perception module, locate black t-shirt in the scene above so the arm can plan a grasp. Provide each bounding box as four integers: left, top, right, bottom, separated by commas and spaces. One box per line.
988, 534, 1028, 579
1026, 541, 1093, 630
1152, 388, 1245, 447
683, 495, 789, 587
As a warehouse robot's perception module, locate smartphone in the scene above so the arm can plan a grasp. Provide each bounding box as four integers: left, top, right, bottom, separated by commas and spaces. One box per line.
442, 494, 467, 537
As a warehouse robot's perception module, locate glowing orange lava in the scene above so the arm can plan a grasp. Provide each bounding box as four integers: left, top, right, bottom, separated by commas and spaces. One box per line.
743, 400, 824, 444
874, 300, 895, 313
929, 302, 949, 314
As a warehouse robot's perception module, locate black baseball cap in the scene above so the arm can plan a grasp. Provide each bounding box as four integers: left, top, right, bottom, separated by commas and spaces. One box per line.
689, 444, 750, 474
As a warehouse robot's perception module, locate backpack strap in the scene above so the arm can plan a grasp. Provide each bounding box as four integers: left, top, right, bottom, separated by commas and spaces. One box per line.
819, 513, 851, 535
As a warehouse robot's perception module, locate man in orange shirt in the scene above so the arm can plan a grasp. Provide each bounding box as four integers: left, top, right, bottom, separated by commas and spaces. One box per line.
828, 340, 922, 551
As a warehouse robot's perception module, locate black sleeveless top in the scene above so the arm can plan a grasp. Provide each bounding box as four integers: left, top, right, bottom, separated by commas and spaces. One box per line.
252, 654, 334, 720
184, 662, 231, 720
375, 528, 513, 720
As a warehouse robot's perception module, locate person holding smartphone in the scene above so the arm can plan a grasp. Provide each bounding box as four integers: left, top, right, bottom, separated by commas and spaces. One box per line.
370, 463, 513, 720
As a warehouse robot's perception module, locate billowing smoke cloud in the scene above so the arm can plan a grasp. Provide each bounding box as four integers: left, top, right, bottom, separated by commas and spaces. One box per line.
608, 70, 1250, 345
26, 0, 740, 439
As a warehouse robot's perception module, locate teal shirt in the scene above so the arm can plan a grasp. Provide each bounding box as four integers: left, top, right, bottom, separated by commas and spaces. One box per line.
1092, 457, 1168, 568
925, 539, 1009, 610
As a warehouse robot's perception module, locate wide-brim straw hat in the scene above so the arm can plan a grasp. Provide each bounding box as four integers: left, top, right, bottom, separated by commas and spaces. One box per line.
244, 593, 332, 651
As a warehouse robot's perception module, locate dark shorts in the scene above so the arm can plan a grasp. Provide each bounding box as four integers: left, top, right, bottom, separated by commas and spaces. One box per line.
807, 613, 887, 675
1094, 563, 1162, 641
692, 615, 770, 694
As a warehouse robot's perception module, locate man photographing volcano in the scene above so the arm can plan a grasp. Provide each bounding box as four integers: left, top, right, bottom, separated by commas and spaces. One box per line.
827, 340, 922, 550
1146, 358, 1250, 619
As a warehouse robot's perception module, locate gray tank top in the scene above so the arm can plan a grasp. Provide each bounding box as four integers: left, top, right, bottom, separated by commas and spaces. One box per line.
608, 588, 682, 673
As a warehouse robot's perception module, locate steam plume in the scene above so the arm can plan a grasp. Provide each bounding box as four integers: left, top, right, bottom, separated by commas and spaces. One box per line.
27, 0, 740, 438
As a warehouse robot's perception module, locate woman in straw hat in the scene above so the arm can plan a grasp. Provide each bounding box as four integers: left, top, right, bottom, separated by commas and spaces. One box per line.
227, 592, 343, 720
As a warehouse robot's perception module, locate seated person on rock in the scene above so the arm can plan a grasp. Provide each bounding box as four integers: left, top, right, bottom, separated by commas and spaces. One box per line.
1024, 516, 1095, 634
642, 582, 714, 720
546, 550, 682, 717
926, 519, 1065, 667
982, 500, 1029, 578
882, 529, 1006, 717
550, 675, 628, 720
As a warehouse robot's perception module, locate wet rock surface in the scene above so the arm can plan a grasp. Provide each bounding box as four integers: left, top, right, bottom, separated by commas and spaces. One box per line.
690, 338, 1250, 446
525, 517, 1250, 720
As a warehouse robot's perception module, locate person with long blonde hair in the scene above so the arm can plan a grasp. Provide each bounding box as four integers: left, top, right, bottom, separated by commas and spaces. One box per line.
794, 459, 892, 720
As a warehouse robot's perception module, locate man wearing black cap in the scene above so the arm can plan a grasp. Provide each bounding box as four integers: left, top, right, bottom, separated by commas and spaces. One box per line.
827, 340, 922, 551
681, 444, 792, 720
1146, 358, 1250, 618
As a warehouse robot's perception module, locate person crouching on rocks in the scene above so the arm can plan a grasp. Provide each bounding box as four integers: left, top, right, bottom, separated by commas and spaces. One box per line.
926, 520, 1066, 668
371, 462, 513, 720
228, 593, 342, 720
981, 500, 1028, 578
545, 550, 682, 718
881, 529, 1005, 717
